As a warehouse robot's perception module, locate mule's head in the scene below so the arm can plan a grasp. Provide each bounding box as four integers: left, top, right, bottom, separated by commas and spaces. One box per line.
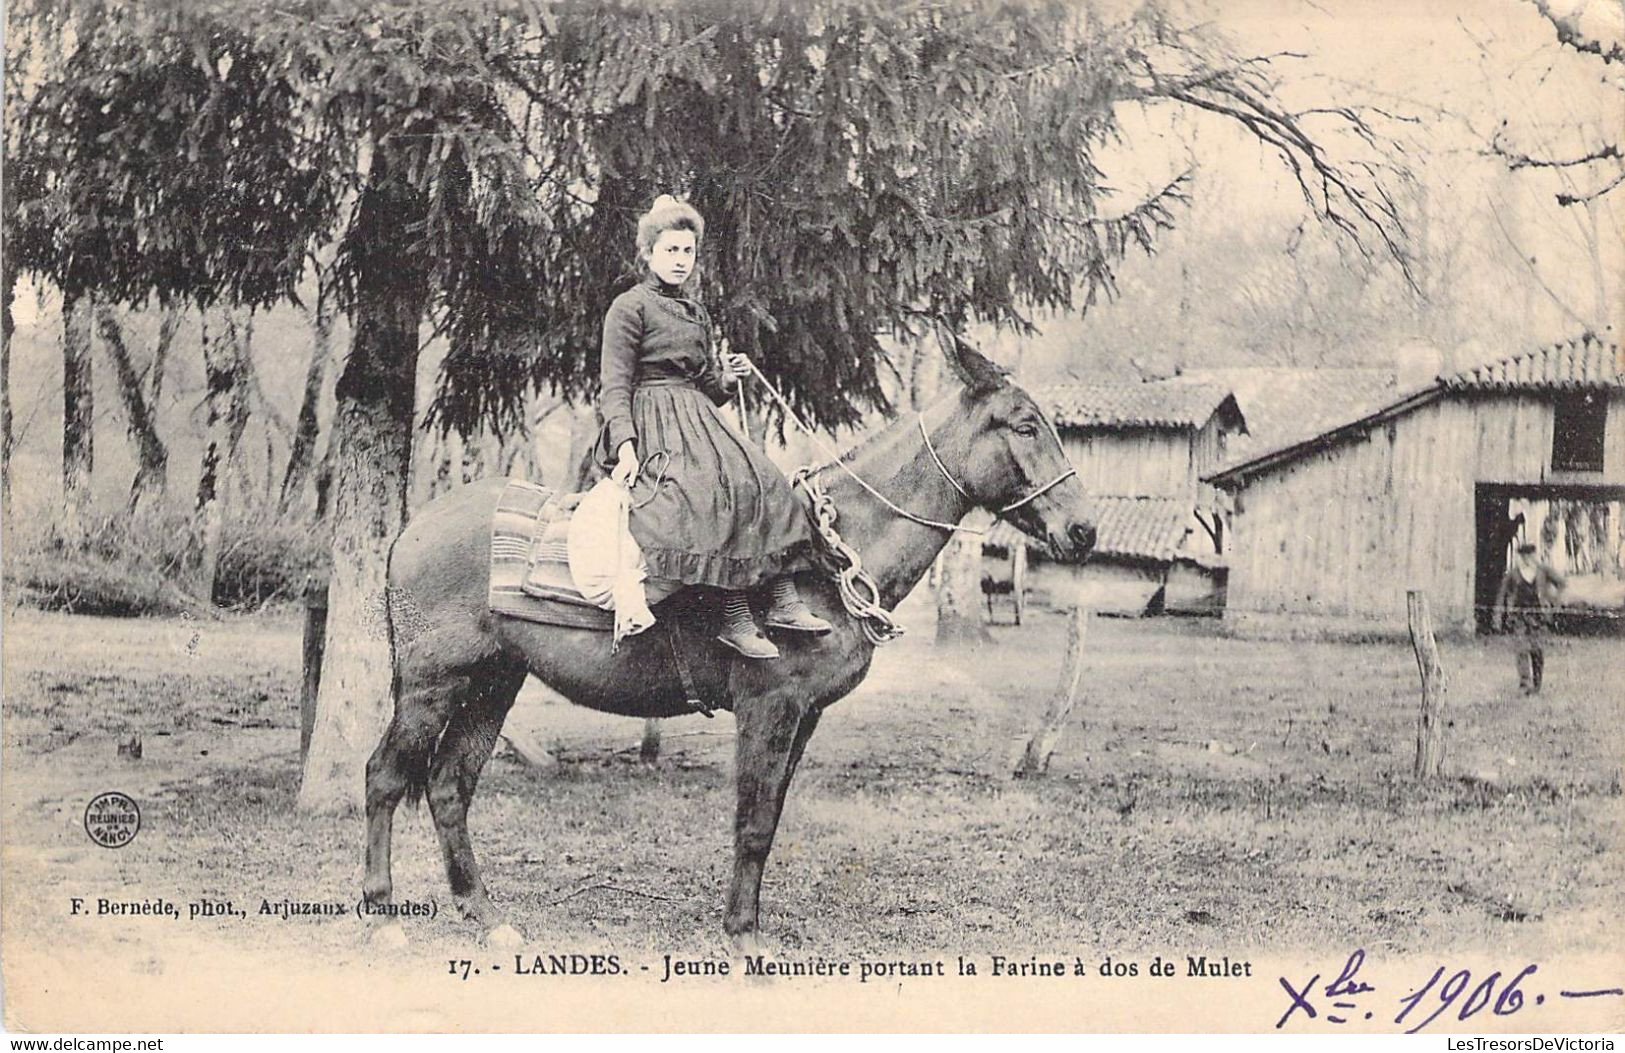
931, 335, 1095, 562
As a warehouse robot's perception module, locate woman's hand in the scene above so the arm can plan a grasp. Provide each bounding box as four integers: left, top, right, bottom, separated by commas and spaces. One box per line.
723, 352, 752, 381
612, 441, 639, 487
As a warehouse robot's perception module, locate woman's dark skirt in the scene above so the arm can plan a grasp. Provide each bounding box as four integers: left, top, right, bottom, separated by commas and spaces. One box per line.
618, 382, 817, 591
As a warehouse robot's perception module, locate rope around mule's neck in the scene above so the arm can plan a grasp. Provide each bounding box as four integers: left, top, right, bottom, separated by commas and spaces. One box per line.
793, 467, 905, 645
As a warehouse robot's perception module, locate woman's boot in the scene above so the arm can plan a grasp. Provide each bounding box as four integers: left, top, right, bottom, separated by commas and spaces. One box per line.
764, 577, 833, 634
717, 590, 779, 659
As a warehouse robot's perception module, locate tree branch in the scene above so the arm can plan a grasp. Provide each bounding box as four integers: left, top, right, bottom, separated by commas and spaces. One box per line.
1492, 135, 1623, 170
1489, 130, 1624, 205
1144, 73, 1415, 288
1525, 0, 1625, 65
1558, 168, 1625, 205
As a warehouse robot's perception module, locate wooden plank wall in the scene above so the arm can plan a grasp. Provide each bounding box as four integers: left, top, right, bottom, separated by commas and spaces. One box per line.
1191, 415, 1231, 509
1063, 430, 1192, 498
1225, 392, 1625, 634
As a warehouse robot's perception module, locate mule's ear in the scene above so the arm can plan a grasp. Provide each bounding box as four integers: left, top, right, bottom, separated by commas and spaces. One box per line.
935, 324, 1009, 395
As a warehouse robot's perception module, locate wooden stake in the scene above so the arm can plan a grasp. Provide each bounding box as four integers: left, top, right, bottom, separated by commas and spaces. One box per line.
1014, 608, 1090, 778
1407, 589, 1448, 779
639, 718, 662, 764
501, 726, 558, 770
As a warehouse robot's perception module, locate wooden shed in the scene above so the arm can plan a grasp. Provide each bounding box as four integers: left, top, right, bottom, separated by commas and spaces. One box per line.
1042, 381, 1246, 508
1007, 381, 1246, 615
1205, 336, 1625, 636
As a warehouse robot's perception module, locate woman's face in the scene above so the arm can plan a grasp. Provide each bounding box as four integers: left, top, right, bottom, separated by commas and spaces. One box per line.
645, 228, 696, 286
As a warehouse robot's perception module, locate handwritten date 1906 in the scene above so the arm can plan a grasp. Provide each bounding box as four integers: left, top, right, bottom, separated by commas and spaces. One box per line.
1277, 950, 1623, 1033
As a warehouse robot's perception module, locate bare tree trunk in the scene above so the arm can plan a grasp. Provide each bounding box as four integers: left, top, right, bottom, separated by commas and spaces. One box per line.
1013, 608, 1089, 777
147, 305, 180, 406
1408, 590, 1448, 780
263, 425, 277, 504
1, 258, 14, 514
60, 290, 94, 542
428, 431, 457, 498
313, 428, 337, 521
280, 291, 334, 514
298, 149, 429, 816
95, 305, 170, 514
460, 429, 487, 484
298, 292, 423, 814
565, 402, 600, 490
500, 431, 529, 478
195, 306, 253, 601
639, 719, 662, 764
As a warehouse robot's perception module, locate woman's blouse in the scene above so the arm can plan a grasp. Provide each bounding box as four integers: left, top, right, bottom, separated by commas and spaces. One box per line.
599, 275, 734, 457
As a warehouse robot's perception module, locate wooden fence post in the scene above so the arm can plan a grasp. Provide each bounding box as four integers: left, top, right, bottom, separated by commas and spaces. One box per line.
639, 718, 662, 764
1407, 589, 1448, 779
299, 578, 329, 763
1013, 607, 1090, 778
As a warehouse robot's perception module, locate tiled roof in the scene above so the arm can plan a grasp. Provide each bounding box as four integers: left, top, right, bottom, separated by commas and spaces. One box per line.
1087, 495, 1193, 562
987, 495, 1191, 564
1206, 334, 1624, 487
1038, 382, 1242, 431
1443, 334, 1622, 391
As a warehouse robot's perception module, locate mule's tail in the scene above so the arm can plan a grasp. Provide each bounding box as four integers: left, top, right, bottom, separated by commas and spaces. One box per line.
384, 538, 431, 810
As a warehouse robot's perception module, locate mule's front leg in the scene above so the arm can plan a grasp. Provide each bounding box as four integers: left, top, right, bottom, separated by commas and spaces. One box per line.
726, 691, 821, 949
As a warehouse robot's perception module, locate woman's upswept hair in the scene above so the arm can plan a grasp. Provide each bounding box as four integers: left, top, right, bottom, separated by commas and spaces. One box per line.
636, 194, 705, 256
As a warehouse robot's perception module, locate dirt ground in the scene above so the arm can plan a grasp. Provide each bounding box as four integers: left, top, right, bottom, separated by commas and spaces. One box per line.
2, 601, 1622, 1030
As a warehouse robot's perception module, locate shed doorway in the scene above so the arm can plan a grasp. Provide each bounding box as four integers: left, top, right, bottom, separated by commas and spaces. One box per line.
1473, 483, 1625, 635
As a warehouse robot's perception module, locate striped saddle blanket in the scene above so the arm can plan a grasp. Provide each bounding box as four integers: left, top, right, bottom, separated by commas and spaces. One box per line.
488, 480, 615, 631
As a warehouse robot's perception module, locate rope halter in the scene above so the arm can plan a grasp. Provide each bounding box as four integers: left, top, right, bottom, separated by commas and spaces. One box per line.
915, 411, 1078, 522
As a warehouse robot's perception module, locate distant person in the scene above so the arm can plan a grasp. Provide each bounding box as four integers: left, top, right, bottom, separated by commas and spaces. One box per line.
1494, 541, 1566, 694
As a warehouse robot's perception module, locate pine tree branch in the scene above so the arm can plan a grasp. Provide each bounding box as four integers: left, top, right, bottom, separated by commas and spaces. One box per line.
1148, 78, 1414, 288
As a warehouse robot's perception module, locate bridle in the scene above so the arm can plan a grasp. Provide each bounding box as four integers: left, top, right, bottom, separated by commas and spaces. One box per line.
916, 411, 1077, 520
799, 408, 1077, 536
791, 411, 1077, 645
736, 353, 1078, 643
738, 351, 1074, 536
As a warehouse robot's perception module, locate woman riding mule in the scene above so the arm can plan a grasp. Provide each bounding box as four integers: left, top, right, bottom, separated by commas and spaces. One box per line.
597, 195, 830, 659
363, 301, 1097, 952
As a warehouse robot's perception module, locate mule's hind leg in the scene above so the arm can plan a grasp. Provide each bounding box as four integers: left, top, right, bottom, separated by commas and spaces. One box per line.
367, 617, 500, 923
426, 662, 528, 941
363, 627, 488, 915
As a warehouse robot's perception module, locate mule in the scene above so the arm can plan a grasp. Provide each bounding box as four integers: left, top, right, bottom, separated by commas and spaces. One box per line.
362, 343, 1096, 949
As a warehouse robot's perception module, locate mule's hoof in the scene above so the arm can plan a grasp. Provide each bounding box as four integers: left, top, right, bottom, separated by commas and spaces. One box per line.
371, 922, 409, 950
484, 923, 525, 949
729, 931, 766, 958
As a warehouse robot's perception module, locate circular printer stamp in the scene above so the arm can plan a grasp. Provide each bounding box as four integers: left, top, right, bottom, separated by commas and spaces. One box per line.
84, 791, 141, 849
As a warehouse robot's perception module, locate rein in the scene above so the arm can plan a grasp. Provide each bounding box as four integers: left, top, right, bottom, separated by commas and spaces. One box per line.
738, 356, 1073, 535
732, 356, 1076, 647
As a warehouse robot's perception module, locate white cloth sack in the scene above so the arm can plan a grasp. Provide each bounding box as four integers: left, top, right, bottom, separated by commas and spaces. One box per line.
566, 478, 657, 646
